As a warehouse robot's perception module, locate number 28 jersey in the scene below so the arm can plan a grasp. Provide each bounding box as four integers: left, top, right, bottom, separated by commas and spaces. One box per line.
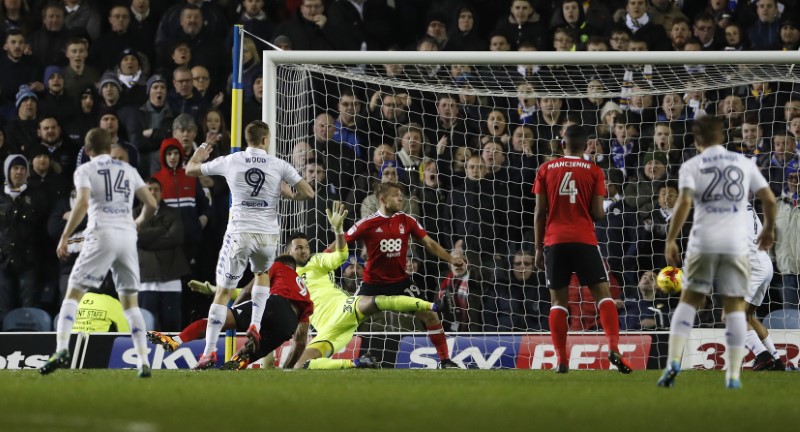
345, 211, 427, 284
74, 154, 144, 233
201, 147, 302, 234
533, 156, 605, 246
679, 145, 769, 255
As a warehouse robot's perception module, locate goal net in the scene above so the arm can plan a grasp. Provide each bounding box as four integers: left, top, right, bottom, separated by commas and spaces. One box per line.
264, 50, 800, 370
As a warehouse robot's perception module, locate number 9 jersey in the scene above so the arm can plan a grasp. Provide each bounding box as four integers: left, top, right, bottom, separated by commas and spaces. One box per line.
533, 156, 606, 246
679, 145, 769, 255
201, 147, 302, 234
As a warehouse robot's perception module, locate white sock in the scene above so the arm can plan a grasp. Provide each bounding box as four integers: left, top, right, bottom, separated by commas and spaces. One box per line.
725, 311, 747, 382
745, 330, 767, 356
56, 299, 80, 352
762, 335, 780, 360
668, 302, 697, 365
203, 304, 228, 356
123, 307, 151, 368
249, 284, 270, 332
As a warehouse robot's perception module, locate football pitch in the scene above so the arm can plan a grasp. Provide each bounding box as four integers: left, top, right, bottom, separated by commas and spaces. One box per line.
2, 370, 798, 432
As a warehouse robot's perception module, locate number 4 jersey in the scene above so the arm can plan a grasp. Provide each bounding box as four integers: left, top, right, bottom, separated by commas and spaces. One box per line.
533, 155, 606, 246
679, 145, 769, 255
201, 147, 302, 235
74, 154, 144, 232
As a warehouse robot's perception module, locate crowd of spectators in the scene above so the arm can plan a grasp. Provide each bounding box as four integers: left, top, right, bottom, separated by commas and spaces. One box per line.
1, 0, 799, 334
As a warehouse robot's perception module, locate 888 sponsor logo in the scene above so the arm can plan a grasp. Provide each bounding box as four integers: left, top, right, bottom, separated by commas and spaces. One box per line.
379, 238, 403, 256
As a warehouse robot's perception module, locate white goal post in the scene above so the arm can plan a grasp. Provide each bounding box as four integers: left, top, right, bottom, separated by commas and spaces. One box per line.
260, 50, 800, 369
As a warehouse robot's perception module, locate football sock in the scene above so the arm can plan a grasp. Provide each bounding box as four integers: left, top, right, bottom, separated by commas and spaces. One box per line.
249, 284, 270, 332
375, 295, 432, 313
55, 299, 79, 352
426, 323, 450, 360
203, 304, 228, 356
549, 306, 569, 366
178, 319, 208, 344
123, 307, 151, 368
762, 335, 780, 360
745, 329, 767, 356
306, 358, 355, 370
725, 311, 747, 382
667, 302, 697, 364
597, 298, 621, 353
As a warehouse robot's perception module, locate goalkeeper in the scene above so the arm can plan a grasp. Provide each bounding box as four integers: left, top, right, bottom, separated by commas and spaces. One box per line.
286, 202, 448, 369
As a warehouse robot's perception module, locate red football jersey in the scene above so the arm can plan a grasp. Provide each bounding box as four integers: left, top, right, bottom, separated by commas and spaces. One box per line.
269, 261, 314, 323
345, 211, 427, 284
532, 156, 605, 246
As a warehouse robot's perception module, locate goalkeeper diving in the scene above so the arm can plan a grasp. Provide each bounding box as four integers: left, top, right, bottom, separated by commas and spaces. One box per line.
287, 201, 449, 369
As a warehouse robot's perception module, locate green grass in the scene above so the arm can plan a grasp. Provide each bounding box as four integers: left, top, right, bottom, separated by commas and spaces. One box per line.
1, 369, 798, 432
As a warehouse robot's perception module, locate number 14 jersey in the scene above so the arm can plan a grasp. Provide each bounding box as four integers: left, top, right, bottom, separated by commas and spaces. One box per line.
679, 145, 768, 255
201, 147, 302, 234
74, 154, 144, 233
533, 155, 606, 246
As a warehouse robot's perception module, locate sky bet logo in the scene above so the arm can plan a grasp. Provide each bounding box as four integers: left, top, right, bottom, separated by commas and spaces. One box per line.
109, 338, 226, 369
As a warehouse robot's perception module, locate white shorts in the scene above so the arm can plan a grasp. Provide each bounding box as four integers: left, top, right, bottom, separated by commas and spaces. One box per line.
683, 252, 750, 297
745, 254, 774, 307
68, 229, 140, 292
215, 232, 279, 289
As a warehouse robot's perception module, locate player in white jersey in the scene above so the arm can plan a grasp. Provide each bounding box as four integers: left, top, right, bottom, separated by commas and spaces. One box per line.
744, 205, 785, 371
40, 128, 159, 378
185, 120, 315, 369
657, 116, 777, 389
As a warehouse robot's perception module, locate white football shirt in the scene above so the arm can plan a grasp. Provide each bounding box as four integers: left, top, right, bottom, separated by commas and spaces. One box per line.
746, 204, 771, 265
201, 147, 302, 234
679, 145, 769, 254
74, 154, 145, 232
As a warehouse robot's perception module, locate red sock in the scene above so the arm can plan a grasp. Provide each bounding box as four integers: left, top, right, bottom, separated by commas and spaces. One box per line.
426, 323, 449, 360
598, 298, 620, 353
549, 307, 569, 366
178, 318, 207, 343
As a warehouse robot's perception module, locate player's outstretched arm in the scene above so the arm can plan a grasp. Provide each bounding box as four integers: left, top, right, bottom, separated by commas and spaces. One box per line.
56, 187, 90, 260
755, 186, 777, 251
284, 179, 316, 200
185, 142, 213, 177
419, 235, 464, 271
326, 201, 348, 251
533, 192, 548, 270
664, 188, 693, 267
283, 321, 309, 369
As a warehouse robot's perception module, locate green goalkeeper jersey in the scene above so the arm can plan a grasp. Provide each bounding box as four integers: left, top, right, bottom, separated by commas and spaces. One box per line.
297, 247, 351, 330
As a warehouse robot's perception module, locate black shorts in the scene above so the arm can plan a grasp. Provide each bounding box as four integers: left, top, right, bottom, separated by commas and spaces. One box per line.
544, 243, 608, 290
230, 295, 299, 359
357, 278, 425, 299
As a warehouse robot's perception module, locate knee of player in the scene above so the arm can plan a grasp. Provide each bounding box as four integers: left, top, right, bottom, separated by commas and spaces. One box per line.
415, 309, 438, 323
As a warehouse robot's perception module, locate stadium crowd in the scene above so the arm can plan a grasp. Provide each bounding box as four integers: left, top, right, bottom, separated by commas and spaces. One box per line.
1, 0, 799, 334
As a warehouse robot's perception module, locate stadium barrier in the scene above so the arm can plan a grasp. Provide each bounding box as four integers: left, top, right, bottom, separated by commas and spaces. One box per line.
2, 331, 798, 370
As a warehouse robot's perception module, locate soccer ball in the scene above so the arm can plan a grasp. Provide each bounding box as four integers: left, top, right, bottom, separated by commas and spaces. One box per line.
657, 266, 683, 294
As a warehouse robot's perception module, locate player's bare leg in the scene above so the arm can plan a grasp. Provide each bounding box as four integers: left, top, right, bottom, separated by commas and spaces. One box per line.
659, 290, 706, 387
40, 284, 88, 375
721, 295, 748, 388
588, 282, 632, 374
549, 287, 570, 373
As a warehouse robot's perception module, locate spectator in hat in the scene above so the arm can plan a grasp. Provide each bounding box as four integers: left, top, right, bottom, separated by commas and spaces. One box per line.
242, 73, 263, 127
26, 115, 80, 182
447, 5, 486, 51
91, 107, 139, 168
3, 85, 39, 155
493, 0, 545, 50
63, 85, 98, 144
326, 0, 395, 51
61, 37, 100, 102
137, 74, 174, 177
273, 0, 336, 50
779, 19, 800, 50
90, 5, 142, 72
28, 2, 70, 66
748, 0, 781, 50
422, 11, 449, 50
0, 29, 43, 121
27, 145, 68, 202
63, 0, 101, 41
38, 65, 75, 124
273, 34, 292, 50
113, 47, 147, 107
0, 153, 51, 322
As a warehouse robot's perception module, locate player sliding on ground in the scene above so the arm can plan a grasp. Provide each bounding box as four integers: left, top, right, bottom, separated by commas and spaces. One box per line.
533, 125, 633, 374
284, 202, 450, 370
185, 120, 314, 370
147, 255, 314, 369
658, 115, 777, 389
